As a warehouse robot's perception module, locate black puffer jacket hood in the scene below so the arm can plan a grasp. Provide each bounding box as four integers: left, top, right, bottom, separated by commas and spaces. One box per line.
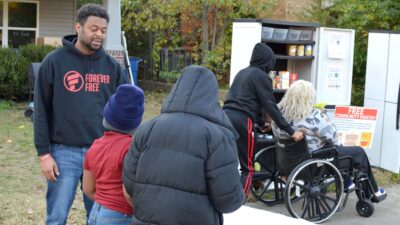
249, 43, 276, 73
122, 65, 244, 225
162, 65, 237, 136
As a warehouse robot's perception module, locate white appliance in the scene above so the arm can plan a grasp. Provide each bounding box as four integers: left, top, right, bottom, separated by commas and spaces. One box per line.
230, 19, 355, 105
364, 31, 400, 173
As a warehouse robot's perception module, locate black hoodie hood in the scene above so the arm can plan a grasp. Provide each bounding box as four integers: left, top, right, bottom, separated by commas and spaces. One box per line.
161, 66, 236, 133
249, 43, 276, 73
62, 34, 106, 60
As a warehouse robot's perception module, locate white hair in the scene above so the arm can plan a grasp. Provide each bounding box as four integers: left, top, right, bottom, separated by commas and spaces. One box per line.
278, 80, 315, 122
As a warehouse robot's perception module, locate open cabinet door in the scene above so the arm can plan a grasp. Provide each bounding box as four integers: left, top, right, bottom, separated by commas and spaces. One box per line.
315, 27, 355, 105
230, 22, 262, 85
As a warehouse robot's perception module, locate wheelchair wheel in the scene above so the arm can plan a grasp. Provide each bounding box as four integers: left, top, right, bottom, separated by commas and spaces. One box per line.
251, 146, 284, 205
284, 159, 343, 223
356, 199, 374, 217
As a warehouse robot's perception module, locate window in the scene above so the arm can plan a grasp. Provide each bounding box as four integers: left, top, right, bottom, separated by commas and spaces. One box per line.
8, 30, 35, 47
1, 1, 38, 48
0, 1, 3, 27
9, 2, 37, 28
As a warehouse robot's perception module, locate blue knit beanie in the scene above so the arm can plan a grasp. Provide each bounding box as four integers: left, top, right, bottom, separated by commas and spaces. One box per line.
103, 84, 144, 133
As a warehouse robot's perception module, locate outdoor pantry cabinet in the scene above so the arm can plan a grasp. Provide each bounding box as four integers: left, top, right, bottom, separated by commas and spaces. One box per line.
230, 19, 355, 105
364, 31, 400, 173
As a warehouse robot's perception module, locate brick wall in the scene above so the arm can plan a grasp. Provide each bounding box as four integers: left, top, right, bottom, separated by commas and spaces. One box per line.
285, 0, 317, 21
257, 0, 320, 22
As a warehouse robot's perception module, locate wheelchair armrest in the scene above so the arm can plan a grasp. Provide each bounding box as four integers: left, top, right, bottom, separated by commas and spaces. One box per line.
310, 146, 338, 159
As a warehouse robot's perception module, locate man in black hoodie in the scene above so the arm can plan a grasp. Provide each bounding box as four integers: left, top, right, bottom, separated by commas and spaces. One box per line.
34, 4, 125, 224
223, 43, 304, 197
122, 66, 245, 225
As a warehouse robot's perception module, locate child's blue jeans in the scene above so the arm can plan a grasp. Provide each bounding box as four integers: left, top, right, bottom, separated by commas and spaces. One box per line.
89, 202, 133, 225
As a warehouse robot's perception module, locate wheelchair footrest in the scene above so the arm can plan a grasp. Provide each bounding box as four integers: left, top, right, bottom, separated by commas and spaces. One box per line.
371, 192, 387, 203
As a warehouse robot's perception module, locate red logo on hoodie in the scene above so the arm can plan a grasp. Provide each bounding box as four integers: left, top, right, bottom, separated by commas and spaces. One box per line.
63, 71, 84, 92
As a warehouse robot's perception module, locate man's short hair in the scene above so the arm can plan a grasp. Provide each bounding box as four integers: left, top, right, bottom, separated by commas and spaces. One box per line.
76, 3, 110, 25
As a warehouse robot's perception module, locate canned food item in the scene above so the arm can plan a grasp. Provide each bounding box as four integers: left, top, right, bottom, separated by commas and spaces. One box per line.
287, 45, 297, 56
273, 75, 281, 89
305, 45, 313, 56
297, 45, 305, 56
290, 73, 298, 86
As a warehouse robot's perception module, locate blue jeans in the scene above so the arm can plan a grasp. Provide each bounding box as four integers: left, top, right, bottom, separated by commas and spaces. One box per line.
46, 144, 94, 225
89, 202, 133, 225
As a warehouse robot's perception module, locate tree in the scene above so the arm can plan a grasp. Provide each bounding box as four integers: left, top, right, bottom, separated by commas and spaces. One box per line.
122, 0, 277, 84
309, 0, 400, 105
122, 0, 183, 80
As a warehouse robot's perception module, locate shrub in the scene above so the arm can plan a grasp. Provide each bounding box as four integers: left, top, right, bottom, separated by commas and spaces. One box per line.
0, 44, 56, 100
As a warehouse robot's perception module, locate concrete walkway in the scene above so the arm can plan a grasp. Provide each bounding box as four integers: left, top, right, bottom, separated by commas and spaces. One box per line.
246, 184, 400, 225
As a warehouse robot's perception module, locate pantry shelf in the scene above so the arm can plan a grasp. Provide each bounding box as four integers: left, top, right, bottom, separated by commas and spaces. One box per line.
275, 55, 314, 60
262, 40, 315, 45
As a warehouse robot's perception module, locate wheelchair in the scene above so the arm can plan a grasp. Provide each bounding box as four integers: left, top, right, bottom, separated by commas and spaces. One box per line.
251, 127, 386, 223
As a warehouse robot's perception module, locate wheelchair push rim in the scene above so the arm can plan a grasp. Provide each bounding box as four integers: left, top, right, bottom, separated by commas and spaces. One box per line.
284, 159, 344, 223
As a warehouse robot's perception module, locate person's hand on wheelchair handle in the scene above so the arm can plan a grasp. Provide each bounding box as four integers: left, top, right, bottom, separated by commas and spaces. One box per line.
291, 130, 304, 142
260, 122, 271, 133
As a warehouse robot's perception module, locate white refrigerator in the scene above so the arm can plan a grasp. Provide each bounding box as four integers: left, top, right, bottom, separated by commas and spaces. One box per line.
364, 31, 400, 173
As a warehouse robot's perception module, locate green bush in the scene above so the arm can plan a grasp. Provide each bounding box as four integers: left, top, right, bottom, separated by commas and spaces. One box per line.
159, 70, 181, 84
0, 44, 56, 100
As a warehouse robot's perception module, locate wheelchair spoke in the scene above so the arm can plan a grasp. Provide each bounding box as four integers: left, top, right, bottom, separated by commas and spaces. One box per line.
259, 186, 268, 197
306, 166, 313, 183
293, 180, 308, 189
316, 196, 329, 214
318, 192, 337, 203
311, 197, 316, 218
318, 193, 332, 212
301, 196, 312, 218
314, 197, 325, 220
292, 192, 306, 203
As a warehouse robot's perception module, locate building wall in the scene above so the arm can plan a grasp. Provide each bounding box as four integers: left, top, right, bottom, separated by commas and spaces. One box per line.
38, 0, 76, 38
285, 0, 317, 20
258, 0, 319, 22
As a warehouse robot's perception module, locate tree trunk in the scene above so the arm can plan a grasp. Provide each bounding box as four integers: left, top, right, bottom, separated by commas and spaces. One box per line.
218, 8, 227, 47
201, 2, 209, 63
211, 7, 218, 51
149, 32, 154, 80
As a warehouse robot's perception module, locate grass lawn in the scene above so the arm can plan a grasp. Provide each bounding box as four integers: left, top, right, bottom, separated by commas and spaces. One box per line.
0, 91, 167, 225
0, 90, 398, 224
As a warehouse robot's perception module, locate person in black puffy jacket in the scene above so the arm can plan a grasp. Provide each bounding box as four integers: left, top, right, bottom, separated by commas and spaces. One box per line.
122, 65, 245, 225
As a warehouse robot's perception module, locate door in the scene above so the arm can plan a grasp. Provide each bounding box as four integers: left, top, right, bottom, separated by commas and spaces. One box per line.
230, 22, 262, 85
380, 102, 400, 173
364, 32, 390, 102
363, 98, 385, 167
316, 27, 355, 105
385, 33, 400, 103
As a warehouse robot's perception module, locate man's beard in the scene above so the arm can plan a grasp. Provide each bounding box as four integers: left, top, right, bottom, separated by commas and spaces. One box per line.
83, 39, 102, 51
79, 34, 102, 52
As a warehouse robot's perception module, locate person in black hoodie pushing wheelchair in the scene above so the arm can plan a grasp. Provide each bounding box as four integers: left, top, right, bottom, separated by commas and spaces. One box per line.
223, 43, 304, 198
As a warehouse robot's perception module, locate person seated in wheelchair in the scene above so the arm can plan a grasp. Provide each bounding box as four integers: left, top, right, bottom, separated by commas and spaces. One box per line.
271, 80, 386, 203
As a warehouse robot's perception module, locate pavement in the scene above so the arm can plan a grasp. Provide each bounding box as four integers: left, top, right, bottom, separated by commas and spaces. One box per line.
246, 184, 400, 225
